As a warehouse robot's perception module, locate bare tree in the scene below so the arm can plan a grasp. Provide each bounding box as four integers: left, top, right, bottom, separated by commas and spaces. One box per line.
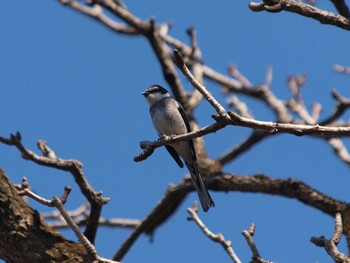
1, 0, 350, 262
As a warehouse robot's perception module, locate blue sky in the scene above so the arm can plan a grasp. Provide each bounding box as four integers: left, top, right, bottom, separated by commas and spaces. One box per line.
1, 1, 350, 262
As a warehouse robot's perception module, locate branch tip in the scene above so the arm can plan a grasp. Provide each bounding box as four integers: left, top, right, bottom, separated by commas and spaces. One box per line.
173, 49, 185, 68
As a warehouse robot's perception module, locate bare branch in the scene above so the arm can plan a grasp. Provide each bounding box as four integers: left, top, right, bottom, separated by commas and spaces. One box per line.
16, 179, 72, 206
0, 168, 89, 261
43, 203, 141, 230
226, 95, 254, 119
311, 213, 350, 263
134, 118, 230, 162
92, 0, 150, 32
287, 99, 316, 125
187, 27, 205, 110
112, 172, 349, 261
327, 138, 350, 165
227, 111, 350, 137
60, 0, 139, 35
59, 0, 187, 105
134, 112, 350, 162
217, 130, 270, 166
242, 224, 270, 263
53, 196, 100, 261
187, 205, 241, 263
16, 181, 118, 263
312, 103, 322, 122
173, 49, 229, 117
319, 89, 350, 126
37, 140, 57, 158
249, 0, 350, 31
265, 65, 273, 87
334, 64, 350, 75
0, 132, 109, 243
113, 182, 190, 261
228, 65, 253, 88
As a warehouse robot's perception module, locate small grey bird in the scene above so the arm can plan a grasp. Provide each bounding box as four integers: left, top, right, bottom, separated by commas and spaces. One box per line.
142, 84, 214, 212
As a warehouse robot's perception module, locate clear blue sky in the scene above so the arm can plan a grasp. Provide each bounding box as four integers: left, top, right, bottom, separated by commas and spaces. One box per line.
1, 1, 350, 262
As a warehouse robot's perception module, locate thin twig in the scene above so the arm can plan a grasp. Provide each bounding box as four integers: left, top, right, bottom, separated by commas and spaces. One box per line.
310, 213, 350, 263
242, 224, 270, 263
187, 205, 241, 263
43, 203, 141, 229
173, 49, 228, 117
187, 27, 205, 110
16, 181, 118, 263
334, 64, 350, 75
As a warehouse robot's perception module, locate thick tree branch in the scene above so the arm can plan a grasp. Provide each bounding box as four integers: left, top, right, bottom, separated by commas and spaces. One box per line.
112, 172, 349, 261
15, 178, 117, 263
0, 132, 109, 244
249, 0, 350, 31
0, 167, 88, 262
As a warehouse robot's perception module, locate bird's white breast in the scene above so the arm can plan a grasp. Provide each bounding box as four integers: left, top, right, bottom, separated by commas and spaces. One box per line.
150, 98, 187, 136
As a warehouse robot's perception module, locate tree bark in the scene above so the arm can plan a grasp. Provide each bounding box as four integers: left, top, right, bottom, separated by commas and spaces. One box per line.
0, 167, 87, 263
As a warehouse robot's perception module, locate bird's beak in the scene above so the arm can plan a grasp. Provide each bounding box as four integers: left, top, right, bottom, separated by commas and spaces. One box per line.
142, 91, 148, 97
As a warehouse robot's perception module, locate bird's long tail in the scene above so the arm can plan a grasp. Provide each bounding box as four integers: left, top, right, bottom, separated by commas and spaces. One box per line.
185, 161, 215, 212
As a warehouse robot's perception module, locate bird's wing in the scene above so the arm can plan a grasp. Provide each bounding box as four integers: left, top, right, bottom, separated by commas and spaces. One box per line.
177, 103, 197, 161
178, 102, 215, 211
165, 145, 184, 168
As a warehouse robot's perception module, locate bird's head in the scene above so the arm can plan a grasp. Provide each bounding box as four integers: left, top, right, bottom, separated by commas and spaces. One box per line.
142, 85, 171, 106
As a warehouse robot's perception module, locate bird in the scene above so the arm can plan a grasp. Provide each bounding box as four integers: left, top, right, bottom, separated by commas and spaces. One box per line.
142, 84, 215, 212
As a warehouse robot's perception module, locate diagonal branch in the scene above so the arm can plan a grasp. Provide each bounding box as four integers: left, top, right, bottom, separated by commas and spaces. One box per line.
113, 182, 191, 261
43, 203, 141, 230
173, 49, 228, 117
319, 89, 350, 126
0, 132, 109, 244
60, 0, 139, 34
217, 130, 271, 166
